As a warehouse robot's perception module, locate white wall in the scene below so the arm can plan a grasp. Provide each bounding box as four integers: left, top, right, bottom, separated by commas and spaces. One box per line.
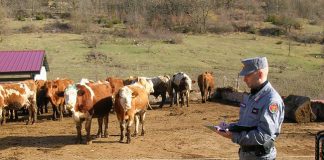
34, 66, 47, 81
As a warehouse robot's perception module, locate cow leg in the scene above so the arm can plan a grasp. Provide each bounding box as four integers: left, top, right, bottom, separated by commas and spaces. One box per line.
26, 108, 31, 125
180, 92, 185, 107
97, 117, 103, 138
132, 114, 139, 137
159, 92, 166, 108
85, 117, 93, 145
0, 109, 6, 125
186, 91, 190, 107
59, 104, 64, 121
126, 116, 134, 144
31, 103, 37, 124
75, 121, 83, 144
14, 110, 18, 121
45, 98, 49, 113
140, 111, 146, 136
126, 122, 131, 144
52, 106, 58, 120
103, 114, 109, 138
9, 109, 14, 120
176, 92, 180, 107
119, 120, 126, 143
169, 91, 174, 107
37, 100, 42, 115
201, 91, 205, 103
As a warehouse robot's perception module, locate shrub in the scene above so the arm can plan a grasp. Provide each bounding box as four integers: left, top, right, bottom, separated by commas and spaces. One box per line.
259, 27, 286, 36
207, 23, 234, 34
20, 24, 38, 33
163, 34, 183, 44
43, 21, 72, 33
232, 22, 257, 34
290, 33, 323, 44
111, 19, 121, 24
97, 17, 108, 24
60, 13, 71, 19
83, 33, 107, 48
276, 41, 283, 45
265, 15, 280, 23
309, 19, 320, 25
35, 13, 45, 20
17, 15, 25, 21
172, 26, 192, 34
271, 16, 302, 30
103, 21, 113, 28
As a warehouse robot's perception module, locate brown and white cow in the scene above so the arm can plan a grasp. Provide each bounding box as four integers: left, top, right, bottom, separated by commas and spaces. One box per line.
198, 72, 215, 103
64, 81, 113, 144
169, 72, 195, 107
114, 80, 152, 143
46, 78, 74, 120
0, 80, 37, 125
35, 80, 50, 114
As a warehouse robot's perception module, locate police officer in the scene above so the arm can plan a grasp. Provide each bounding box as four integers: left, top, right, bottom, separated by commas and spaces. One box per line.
215, 57, 285, 160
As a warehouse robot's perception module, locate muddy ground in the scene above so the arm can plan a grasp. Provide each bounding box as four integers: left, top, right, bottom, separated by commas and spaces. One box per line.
0, 100, 323, 160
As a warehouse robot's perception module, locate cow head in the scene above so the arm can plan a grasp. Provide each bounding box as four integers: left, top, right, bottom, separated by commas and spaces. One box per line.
137, 77, 154, 94
64, 84, 78, 112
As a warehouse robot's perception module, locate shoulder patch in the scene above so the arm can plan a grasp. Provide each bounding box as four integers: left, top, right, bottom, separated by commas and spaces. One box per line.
269, 103, 278, 113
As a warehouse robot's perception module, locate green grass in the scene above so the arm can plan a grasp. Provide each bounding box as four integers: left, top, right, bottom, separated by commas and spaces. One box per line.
0, 21, 323, 99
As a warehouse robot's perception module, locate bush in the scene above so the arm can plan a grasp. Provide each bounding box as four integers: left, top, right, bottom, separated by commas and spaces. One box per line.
265, 15, 280, 23
15, 10, 28, 21
35, 13, 45, 20
163, 34, 183, 44
309, 19, 320, 25
232, 22, 257, 34
111, 19, 121, 24
103, 21, 113, 28
20, 24, 38, 33
207, 23, 234, 34
172, 26, 192, 34
270, 16, 302, 30
259, 27, 286, 36
17, 15, 25, 21
60, 13, 71, 19
43, 21, 72, 33
290, 33, 324, 44
276, 41, 283, 45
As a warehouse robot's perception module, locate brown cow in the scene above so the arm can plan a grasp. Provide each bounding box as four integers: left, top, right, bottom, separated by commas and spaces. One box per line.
64, 81, 113, 144
115, 82, 150, 143
46, 78, 74, 120
198, 72, 215, 103
106, 77, 126, 98
169, 72, 195, 107
0, 80, 37, 125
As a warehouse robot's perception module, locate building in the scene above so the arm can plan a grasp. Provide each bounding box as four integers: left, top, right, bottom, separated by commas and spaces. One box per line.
0, 50, 49, 82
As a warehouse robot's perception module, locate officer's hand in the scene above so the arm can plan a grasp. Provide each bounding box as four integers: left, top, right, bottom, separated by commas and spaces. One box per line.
215, 129, 232, 139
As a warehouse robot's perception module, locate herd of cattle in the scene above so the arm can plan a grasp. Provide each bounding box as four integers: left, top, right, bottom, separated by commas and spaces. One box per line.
0, 71, 215, 144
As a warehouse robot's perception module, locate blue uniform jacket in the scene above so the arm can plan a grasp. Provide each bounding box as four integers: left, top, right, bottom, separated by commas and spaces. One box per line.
231, 82, 285, 146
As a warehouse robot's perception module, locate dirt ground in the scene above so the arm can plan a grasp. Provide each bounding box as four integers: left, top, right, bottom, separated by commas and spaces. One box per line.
0, 99, 323, 160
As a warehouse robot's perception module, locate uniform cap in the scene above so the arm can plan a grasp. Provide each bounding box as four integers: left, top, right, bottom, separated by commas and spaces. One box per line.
239, 57, 268, 76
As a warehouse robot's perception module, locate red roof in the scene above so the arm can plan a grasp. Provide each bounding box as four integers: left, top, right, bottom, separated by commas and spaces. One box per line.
0, 50, 48, 74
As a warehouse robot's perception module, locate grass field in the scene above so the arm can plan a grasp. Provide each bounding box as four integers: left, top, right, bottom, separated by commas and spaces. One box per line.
0, 20, 323, 99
